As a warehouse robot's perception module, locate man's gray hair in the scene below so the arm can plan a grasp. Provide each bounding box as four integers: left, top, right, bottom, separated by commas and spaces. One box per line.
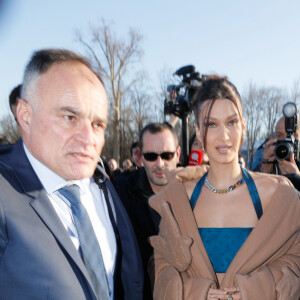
21, 48, 103, 101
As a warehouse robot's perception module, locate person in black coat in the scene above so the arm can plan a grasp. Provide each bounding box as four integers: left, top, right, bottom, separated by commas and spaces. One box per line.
114, 122, 181, 300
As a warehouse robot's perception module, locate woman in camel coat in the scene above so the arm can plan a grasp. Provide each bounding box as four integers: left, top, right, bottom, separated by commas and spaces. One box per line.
149, 75, 300, 300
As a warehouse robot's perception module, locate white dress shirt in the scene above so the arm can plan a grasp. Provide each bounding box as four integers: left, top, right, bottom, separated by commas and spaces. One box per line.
24, 144, 116, 299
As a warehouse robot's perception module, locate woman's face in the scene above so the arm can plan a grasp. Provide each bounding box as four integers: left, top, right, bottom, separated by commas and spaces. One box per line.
196, 98, 245, 166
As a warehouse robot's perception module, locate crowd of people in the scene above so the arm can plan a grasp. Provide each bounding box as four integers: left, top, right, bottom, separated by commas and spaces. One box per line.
0, 48, 299, 300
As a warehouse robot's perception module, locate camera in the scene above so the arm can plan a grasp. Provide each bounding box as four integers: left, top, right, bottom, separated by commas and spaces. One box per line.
163, 65, 207, 166
164, 65, 207, 118
274, 102, 300, 162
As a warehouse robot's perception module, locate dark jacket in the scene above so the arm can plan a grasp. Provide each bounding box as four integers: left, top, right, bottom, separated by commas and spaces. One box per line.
0, 140, 143, 300
113, 167, 160, 300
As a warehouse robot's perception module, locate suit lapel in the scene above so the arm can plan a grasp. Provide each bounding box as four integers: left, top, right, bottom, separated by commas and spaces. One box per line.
5, 141, 97, 298
29, 189, 97, 297
94, 168, 122, 290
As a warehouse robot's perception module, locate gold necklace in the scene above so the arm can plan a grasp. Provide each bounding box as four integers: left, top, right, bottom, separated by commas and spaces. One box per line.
204, 176, 245, 194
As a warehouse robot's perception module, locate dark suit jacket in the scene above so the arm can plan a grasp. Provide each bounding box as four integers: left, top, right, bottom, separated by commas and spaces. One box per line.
113, 168, 160, 300
0, 140, 143, 300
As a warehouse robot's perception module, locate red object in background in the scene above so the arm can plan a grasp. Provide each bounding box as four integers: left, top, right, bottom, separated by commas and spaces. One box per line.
188, 150, 203, 166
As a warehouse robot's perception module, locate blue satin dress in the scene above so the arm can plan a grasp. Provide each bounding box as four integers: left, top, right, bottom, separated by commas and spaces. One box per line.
190, 168, 263, 273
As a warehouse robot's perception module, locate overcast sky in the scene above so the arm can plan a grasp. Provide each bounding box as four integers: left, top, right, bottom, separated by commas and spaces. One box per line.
0, 0, 300, 119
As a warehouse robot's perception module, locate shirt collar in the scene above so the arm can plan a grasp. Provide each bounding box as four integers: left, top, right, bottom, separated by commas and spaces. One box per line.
23, 143, 92, 194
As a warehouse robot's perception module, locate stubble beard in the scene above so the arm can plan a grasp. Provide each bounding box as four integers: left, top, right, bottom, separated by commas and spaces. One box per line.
149, 167, 168, 186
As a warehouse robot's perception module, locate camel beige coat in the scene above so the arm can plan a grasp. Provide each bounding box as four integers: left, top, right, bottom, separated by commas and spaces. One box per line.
149, 168, 300, 300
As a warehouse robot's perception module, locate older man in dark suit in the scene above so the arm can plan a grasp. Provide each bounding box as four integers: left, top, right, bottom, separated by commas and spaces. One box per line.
0, 49, 143, 300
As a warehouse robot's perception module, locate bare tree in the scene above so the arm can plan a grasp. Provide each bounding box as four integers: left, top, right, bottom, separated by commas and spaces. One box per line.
243, 82, 264, 169
76, 20, 143, 162
101, 77, 154, 162
115, 79, 154, 162
119, 102, 134, 162
261, 86, 286, 139
130, 84, 152, 135
155, 66, 179, 123
290, 77, 300, 105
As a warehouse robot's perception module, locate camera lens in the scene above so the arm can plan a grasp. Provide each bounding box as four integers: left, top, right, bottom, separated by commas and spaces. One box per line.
274, 142, 294, 161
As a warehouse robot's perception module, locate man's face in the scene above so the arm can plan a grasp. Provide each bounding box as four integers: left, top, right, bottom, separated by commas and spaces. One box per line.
275, 118, 286, 140
20, 62, 107, 180
122, 160, 132, 171
141, 129, 180, 187
276, 117, 300, 140
108, 159, 117, 171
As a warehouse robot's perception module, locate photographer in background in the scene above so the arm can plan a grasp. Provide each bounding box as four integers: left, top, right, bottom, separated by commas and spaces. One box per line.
164, 65, 207, 166
261, 117, 300, 174
260, 105, 300, 190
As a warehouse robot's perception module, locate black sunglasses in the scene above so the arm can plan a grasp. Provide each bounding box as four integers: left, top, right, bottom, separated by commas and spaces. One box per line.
142, 152, 175, 161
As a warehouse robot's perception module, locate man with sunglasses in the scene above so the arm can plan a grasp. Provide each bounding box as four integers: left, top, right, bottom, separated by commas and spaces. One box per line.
113, 123, 181, 299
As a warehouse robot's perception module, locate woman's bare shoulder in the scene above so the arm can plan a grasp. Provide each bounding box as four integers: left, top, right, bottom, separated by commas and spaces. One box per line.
183, 178, 201, 199
250, 171, 292, 187
249, 171, 293, 210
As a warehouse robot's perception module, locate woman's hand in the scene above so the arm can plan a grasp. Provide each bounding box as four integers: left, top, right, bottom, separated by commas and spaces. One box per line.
207, 288, 227, 299
208, 287, 242, 299
224, 287, 242, 299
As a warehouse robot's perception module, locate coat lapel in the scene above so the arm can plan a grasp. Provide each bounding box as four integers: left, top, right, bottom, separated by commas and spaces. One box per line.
29, 189, 97, 298
153, 179, 217, 282
221, 184, 300, 288
5, 141, 97, 298
151, 168, 300, 289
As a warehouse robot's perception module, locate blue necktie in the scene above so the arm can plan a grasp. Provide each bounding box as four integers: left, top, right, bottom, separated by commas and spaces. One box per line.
59, 184, 110, 300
